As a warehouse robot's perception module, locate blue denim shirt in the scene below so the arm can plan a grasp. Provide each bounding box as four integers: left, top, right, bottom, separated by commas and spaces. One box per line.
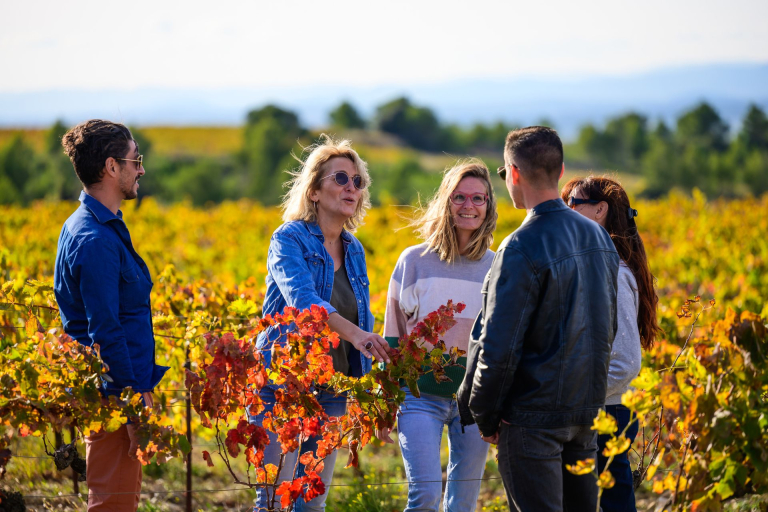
54, 192, 169, 396
257, 220, 375, 377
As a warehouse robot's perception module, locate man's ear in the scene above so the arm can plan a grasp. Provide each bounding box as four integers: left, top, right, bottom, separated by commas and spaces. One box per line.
559, 163, 565, 180
103, 157, 119, 180
511, 165, 521, 185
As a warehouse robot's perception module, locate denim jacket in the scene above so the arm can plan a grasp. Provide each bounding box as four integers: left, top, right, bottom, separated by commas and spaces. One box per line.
54, 192, 169, 397
256, 220, 375, 377
457, 199, 619, 434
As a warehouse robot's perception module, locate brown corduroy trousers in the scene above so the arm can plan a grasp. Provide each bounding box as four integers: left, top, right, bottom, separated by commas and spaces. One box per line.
85, 425, 142, 511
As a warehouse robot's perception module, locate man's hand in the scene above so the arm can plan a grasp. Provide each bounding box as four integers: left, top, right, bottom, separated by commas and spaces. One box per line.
376, 426, 396, 444
481, 432, 499, 445
126, 423, 140, 460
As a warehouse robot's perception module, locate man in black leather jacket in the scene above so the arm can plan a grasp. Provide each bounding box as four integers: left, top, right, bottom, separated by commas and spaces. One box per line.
457, 127, 619, 512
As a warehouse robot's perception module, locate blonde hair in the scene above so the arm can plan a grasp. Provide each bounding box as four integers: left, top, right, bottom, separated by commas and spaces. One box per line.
281, 134, 372, 232
412, 158, 497, 262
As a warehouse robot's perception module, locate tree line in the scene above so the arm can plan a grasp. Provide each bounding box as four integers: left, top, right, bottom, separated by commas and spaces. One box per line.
1, 98, 766, 206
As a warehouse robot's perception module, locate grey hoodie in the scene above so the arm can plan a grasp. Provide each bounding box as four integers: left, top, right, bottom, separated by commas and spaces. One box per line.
605, 262, 642, 405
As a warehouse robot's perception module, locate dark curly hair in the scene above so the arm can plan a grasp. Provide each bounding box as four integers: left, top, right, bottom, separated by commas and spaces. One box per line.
61, 120, 133, 186
561, 175, 660, 349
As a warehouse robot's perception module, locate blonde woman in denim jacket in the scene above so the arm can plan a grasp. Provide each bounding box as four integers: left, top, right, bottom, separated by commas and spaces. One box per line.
249, 135, 390, 512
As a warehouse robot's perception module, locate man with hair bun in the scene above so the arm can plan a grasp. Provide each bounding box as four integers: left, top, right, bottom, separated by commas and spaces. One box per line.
54, 119, 168, 511
458, 126, 620, 511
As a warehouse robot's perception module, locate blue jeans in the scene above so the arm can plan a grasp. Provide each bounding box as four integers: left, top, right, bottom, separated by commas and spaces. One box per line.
497, 422, 598, 512
249, 386, 347, 512
397, 388, 489, 512
597, 404, 639, 512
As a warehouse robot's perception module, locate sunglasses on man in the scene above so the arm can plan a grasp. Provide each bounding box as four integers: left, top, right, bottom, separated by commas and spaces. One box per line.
321, 171, 366, 190
116, 154, 144, 168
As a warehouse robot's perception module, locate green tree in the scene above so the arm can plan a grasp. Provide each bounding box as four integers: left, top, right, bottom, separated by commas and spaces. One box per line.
641, 122, 677, 197
604, 112, 649, 172
0, 135, 36, 204
329, 101, 365, 130
44, 120, 82, 200
241, 105, 305, 204
165, 159, 227, 206
676, 102, 730, 152
738, 104, 768, 151
577, 123, 615, 168
374, 97, 441, 151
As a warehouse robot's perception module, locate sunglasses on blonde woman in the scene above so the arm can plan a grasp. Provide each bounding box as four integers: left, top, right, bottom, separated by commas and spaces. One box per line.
321, 171, 365, 190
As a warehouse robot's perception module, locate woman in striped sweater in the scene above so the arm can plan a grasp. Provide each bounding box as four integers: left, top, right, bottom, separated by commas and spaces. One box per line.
377, 159, 498, 512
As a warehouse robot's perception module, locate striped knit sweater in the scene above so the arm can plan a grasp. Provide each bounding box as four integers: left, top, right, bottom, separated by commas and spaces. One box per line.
383, 243, 494, 397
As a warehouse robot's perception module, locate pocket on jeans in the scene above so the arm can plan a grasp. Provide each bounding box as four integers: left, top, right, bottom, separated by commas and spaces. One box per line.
520, 427, 569, 458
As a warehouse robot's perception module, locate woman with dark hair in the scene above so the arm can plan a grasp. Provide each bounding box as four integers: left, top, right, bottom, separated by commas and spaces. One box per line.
561, 175, 660, 512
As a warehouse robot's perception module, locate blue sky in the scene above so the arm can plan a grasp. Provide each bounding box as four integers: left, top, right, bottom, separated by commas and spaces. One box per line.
2, 0, 767, 93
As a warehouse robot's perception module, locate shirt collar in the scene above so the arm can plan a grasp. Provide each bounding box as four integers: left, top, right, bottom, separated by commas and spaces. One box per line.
529, 198, 569, 216
306, 220, 352, 244
79, 191, 123, 224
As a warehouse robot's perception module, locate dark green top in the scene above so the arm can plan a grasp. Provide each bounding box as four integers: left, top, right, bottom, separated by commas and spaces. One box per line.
328, 264, 358, 376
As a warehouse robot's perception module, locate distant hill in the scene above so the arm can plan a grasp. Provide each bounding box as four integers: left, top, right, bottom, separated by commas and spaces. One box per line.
1, 62, 766, 140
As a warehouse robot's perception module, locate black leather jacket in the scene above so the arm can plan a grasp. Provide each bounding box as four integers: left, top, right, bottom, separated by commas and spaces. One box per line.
457, 199, 619, 436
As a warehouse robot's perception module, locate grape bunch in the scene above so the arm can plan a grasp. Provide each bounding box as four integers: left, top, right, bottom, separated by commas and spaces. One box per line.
53, 443, 76, 471
0, 490, 26, 512
71, 454, 87, 482
52, 443, 86, 482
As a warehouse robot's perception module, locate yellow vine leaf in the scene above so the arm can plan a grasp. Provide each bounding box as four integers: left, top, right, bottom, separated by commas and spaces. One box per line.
597, 470, 615, 489
565, 458, 595, 475
603, 435, 631, 457
591, 409, 618, 435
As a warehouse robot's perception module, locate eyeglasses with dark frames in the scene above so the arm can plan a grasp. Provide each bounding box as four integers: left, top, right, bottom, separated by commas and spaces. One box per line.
450, 192, 489, 206
567, 197, 601, 208
320, 171, 366, 190
116, 155, 144, 168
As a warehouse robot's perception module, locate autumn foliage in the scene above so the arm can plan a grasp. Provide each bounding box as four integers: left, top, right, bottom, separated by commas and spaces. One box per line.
183, 301, 466, 510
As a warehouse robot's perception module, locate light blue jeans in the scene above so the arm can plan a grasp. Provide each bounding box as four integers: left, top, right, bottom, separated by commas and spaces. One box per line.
397, 388, 489, 512
249, 386, 346, 512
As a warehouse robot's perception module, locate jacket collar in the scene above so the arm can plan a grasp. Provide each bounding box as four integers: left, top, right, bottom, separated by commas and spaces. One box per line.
529, 198, 569, 216
306, 221, 352, 245
79, 191, 123, 224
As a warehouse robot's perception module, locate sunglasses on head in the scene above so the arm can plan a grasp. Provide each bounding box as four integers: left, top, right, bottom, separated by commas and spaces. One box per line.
451, 192, 488, 206
116, 154, 144, 168
321, 171, 365, 190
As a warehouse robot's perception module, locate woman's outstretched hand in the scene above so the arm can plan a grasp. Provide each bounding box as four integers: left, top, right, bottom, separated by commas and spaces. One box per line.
353, 332, 391, 364
376, 426, 396, 444
327, 312, 391, 364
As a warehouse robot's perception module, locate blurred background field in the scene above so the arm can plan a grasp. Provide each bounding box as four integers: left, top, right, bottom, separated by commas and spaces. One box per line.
1, 96, 765, 210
